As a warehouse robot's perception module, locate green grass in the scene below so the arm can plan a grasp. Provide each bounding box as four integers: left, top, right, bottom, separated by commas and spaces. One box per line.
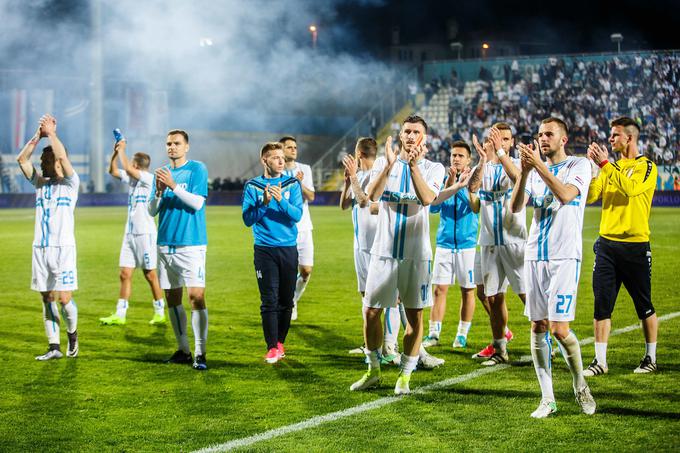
0, 206, 679, 452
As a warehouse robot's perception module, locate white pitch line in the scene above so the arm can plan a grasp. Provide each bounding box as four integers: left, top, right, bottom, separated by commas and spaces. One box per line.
194, 310, 680, 453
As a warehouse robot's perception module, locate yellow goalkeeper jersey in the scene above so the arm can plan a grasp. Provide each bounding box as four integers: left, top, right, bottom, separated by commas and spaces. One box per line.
587, 155, 656, 242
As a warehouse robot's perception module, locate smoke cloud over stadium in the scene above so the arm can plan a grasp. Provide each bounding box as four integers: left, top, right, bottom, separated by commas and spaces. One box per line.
0, 0, 394, 129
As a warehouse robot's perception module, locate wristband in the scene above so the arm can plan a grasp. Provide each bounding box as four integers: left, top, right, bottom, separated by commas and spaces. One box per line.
597, 160, 609, 168
496, 149, 506, 158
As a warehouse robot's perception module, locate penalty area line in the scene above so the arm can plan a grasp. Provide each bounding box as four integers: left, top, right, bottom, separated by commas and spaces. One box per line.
194, 310, 680, 453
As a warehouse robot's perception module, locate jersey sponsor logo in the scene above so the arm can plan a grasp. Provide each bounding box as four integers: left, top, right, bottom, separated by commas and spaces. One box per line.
176, 183, 188, 191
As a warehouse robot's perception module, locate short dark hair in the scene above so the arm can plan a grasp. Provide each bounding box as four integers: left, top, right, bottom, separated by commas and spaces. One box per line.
133, 152, 151, 170
450, 140, 471, 155
279, 135, 297, 144
402, 114, 428, 133
611, 116, 641, 136
261, 141, 283, 157
541, 117, 569, 136
356, 137, 377, 158
41, 145, 68, 156
167, 129, 189, 143
493, 122, 512, 132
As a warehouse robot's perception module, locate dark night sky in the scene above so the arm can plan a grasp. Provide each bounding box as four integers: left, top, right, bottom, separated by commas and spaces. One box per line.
335, 0, 680, 56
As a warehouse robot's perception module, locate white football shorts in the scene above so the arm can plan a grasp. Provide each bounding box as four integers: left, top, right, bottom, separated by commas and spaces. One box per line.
119, 233, 157, 270
524, 259, 581, 322
480, 243, 525, 297
354, 248, 372, 293
432, 247, 476, 288
158, 245, 206, 289
31, 246, 78, 292
364, 255, 432, 310
297, 229, 314, 267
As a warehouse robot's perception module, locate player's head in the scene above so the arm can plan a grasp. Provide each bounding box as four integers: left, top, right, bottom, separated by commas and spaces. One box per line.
40, 146, 63, 178
538, 117, 569, 158
492, 122, 515, 152
261, 142, 285, 176
279, 136, 297, 162
355, 137, 377, 160
166, 129, 190, 162
132, 152, 151, 170
609, 116, 640, 153
400, 115, 428, 153
450, 140, 471, 171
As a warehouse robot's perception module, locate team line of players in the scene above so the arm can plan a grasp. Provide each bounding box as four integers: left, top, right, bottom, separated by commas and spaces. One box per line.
18, 112, 656, 419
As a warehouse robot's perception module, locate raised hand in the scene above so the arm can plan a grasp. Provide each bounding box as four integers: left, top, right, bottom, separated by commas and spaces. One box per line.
269, 183, 283, 202
454, 167, 473, 188
263, 184, 272, 205
384, 136, 397, 167
39, 114, 57, 135
155, 167, 176, 190
114, 139, 126, 156
343, 154, 358, 178
587, 142, 609, 165
445, 166, 458, 187
295, 170, 304, 182
488, 127, 503, 153
518, 141, 540, 171
472, 134, 488, 164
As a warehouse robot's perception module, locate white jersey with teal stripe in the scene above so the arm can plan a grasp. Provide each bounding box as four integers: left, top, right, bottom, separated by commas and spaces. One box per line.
31, 171, 79, 247
525, 156, 592, 261
478, 159, 527, 246
369, 156, 445, 261
352, 170, 378, 251
120, 170, 156, 235
283, 162, 314, 232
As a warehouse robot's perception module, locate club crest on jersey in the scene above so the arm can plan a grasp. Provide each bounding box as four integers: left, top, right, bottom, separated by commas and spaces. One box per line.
284, 191, 290, 200
176, 183, 188, 191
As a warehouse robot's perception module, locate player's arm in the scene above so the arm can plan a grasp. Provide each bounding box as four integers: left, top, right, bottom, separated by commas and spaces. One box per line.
116, 140, 142, 181
339, 175, 353, 210
155, 166, 206, 211
108, 143, 121, 179
275, 181, 303, 222
469, 192, 481, 213
41, 114, 74, 177
586, 171, 605, 204
521, 141, 579, 205
432, 167, 472, 206
510, 169, 531, 213
489, 127, 520, 183
589, 143, 656, 197
16, 125, 42, 181
467, 134, 489, 193
367, 140, 398, 201
296, 167, 315, 202
148, 173, 164, 216
242, 182, 267, 227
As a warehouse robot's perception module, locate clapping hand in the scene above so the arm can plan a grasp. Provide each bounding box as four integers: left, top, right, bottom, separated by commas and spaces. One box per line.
587, 142, 609, 166
343, 154, 358, 179
472, 134, 488, 164
518, 141, 541, 172
384, 136, 397, 167
445, 166, 458, 188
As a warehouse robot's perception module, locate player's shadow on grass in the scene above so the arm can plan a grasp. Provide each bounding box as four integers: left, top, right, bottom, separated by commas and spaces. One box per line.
123, 324, 168, 347
598, 407, 680, 420
290, 324, 366, 369
433, 387, 537, 400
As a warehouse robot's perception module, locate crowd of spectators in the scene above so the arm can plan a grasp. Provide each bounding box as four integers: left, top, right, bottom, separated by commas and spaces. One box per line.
417, 53, 680, 168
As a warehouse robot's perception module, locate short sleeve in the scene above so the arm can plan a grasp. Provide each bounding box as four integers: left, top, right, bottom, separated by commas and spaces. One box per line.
302, 164, 315, 192
119, 171, 130, 184
64, 172, 80, 191
191, 162, 209, 198
426, 162, 445, 197
137, 170, 153, 187
369, 157, 386, 184
565, 158, 592, 196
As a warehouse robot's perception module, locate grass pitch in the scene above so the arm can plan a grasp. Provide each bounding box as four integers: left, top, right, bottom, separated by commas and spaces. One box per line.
0, 206, 679, 452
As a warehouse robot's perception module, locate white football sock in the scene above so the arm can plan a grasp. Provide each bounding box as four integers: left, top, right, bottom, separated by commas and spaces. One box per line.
384, 307, 401, 346
645, 342, 657, 362
191, 309, 208, 356
557, 331, 586, 390
531, 331, 554, 402
60, 300, 78, 334
457, 321, 472, 338
398, 303, 408, 328
42, 301, 60, 345
168, 304, 190, 354
400, 354, 419, 376
293, 274, 309, 304
429, 320, 442, 338
116, 299, 128, 318
153, 299, 165, 316
594, 342, 608, 367
365, 349, 381, 371
493, 337, 508, 355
